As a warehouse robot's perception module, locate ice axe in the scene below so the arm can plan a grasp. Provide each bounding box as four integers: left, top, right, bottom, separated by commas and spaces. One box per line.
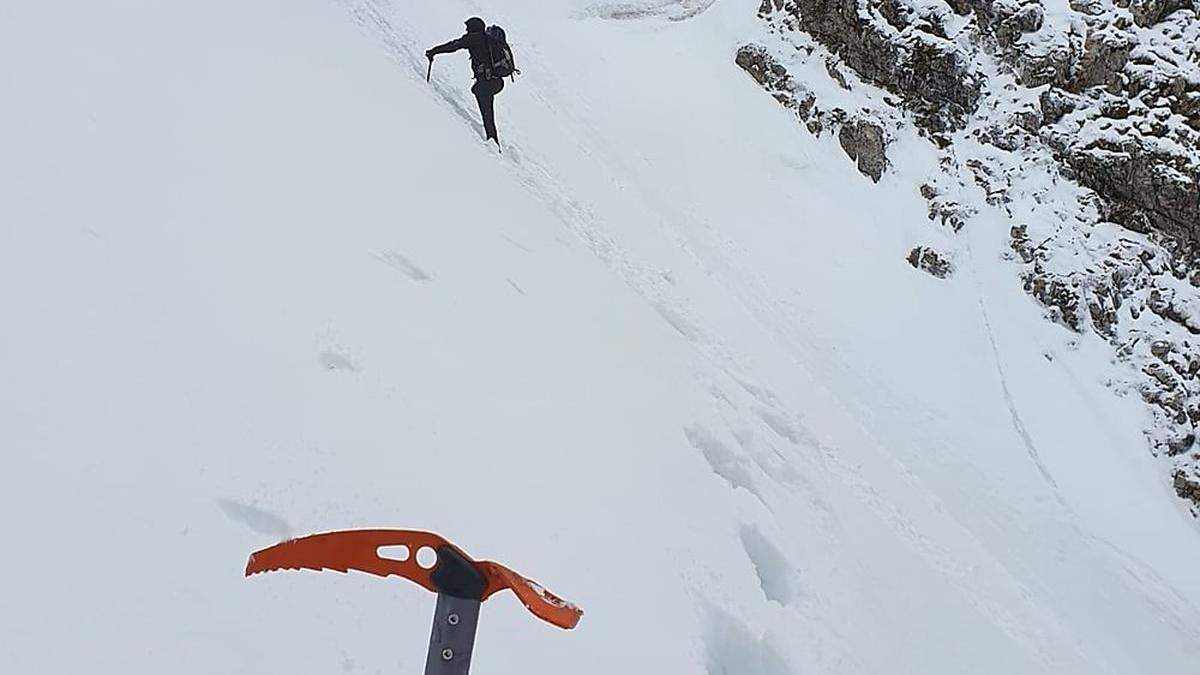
245, 529, 583, 675
426, 54, 433, 82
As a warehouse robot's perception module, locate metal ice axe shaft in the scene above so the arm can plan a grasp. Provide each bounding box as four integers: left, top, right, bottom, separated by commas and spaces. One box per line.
244, 529, 582, 675
422, 546, 485, 675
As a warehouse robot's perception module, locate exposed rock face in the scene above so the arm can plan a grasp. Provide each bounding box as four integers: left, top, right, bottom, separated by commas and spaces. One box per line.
978, 0, 1047, 48
735, 44, 889, 177
1024, 271, 1086, 331
956, 2, 1200, 243
736, 43, 795, 98
1032, 8, 1200, 242
1073, 28, 1132, 91
908, 246, 955, 278
1176, 467, 1200, 503
1127, 0, 1190, 27
767, 0, 983, 130
1058, 136, 1200, 239
923, 184, 971, 231
741, 0, 1200, 511
736, 44, 822, 123
838, 118, 888, 182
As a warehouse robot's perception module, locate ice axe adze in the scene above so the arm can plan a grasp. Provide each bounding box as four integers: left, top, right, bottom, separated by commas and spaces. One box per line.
245, 529, 583, 675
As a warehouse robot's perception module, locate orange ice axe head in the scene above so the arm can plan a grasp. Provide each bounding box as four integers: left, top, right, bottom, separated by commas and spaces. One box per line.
245, 529, 582, 675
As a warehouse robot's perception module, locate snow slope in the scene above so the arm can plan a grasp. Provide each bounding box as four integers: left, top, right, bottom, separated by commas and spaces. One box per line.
2, 0, 1199, 673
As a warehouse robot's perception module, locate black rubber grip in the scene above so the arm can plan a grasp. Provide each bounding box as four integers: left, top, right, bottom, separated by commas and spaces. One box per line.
430, 546, 487, 600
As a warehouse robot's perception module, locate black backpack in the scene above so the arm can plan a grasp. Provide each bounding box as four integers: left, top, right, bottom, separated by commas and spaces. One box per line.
484, 25, 518, 79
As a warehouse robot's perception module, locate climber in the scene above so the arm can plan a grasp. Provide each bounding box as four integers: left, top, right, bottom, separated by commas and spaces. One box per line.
426, 17, 518, 147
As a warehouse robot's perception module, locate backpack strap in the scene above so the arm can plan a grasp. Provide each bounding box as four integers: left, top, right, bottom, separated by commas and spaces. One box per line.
482, 28, 496, 80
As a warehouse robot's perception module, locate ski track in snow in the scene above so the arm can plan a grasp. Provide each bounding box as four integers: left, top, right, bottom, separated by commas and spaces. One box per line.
977, 297, 1065, 502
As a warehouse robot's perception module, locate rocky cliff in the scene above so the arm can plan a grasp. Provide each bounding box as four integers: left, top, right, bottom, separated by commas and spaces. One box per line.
740, 0, 1200, 511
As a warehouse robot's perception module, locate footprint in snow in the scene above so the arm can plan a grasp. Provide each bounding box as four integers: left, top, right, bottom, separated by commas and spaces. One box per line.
683, 425, 765, 503
500, 234, 532, 253
217, 499, 293, 540
373, 250, 431, 282
739, 524, 801, 606
653, 302, 701, 341
319, 349, 360, 372
701, 603, 795, 675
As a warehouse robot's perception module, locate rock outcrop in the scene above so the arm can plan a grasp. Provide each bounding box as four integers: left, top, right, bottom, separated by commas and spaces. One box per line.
761, 0, 983, 131
908, 246, 955, 278
736, 44, 891, 179
1032, 6, 1200, 242
838, 118, 889, 182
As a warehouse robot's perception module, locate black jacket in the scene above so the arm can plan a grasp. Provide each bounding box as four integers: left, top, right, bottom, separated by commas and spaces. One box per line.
429, 30, 493, 80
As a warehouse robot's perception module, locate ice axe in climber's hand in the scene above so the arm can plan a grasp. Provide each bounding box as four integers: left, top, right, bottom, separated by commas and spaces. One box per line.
426, 49, 435, 81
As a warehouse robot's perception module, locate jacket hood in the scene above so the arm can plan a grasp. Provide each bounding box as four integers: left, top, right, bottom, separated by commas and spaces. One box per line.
464, 17, 485, 33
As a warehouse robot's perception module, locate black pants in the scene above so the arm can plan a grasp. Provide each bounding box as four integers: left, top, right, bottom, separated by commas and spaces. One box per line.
471, 77, 504, 141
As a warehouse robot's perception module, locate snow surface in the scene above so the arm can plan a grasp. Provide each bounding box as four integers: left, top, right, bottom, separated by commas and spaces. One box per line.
3, 0, 1199, 673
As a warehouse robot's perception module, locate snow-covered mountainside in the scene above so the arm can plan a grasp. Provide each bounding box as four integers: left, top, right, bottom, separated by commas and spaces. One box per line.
3, 1, 1199, 674
742, 0, 1200, 507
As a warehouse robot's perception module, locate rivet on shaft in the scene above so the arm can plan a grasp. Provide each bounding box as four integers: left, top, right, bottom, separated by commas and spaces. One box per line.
447, 613, 460, 626
441, 649, 454, 661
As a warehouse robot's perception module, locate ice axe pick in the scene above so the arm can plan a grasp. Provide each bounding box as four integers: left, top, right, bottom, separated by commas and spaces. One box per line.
245, 529, 583, 675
